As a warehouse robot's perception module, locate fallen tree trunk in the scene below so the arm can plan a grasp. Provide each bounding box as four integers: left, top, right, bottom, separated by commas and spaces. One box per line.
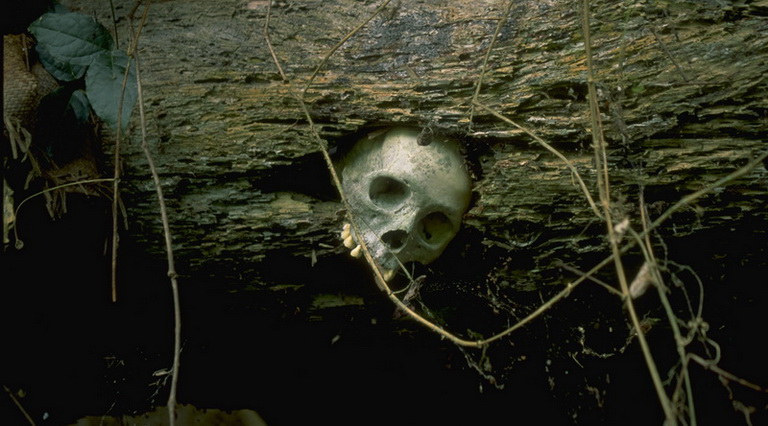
61, 0, 766, 285
5, 0, 768, 424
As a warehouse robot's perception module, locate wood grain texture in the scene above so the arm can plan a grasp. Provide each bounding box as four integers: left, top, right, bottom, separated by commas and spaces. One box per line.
59, 0, 767, 292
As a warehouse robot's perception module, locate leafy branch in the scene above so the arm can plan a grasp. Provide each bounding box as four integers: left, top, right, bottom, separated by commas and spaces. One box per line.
29, 8, 138, 131
22, 3, 181, 425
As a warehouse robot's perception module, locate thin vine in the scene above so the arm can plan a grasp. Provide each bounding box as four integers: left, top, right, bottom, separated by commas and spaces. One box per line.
262, 0, 768, 365
125, 2, 183, 425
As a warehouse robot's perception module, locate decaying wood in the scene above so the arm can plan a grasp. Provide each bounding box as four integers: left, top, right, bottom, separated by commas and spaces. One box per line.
55, 0, 766, 291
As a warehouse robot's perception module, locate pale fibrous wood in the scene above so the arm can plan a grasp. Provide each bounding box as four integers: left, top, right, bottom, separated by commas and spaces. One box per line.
61, 0, 767, 291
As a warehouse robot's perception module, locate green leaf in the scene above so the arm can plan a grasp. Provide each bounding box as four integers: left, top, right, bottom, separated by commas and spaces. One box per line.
67, 90, 91, 123
29, 12, 114, 67
85, 50, 137, 131
35, 42, 88, 81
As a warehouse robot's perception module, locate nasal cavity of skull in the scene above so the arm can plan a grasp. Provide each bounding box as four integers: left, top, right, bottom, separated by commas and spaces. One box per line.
418, 212, 452, 245
381, 229, 408, 250
369, 176, 409, 210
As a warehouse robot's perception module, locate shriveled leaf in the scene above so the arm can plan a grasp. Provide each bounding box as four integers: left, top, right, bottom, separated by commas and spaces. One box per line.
85, 50, 137, 131
29, 12, 114, 67
35, 42, 88, 81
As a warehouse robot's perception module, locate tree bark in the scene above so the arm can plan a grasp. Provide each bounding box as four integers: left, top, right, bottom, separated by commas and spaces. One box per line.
51, 0, 768, 324
62, 0, 766, 285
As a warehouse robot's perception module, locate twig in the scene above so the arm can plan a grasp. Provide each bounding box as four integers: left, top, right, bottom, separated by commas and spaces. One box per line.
110, 0, 150, 302
688, 353, 767, 393
3, 385, 35, 426
265, 1, 489, 347
108, 0, 120, 49
264, 0, 618, 349
472, 101, 603, 219
478, 279, 580, 345
129, 3, 181, 426
581, 0, 674, 423
301, 0, 394, 95
12, 178, 115, 248
633, 205, 696, 425
263, 2, 287, 82
468, 0, 514, 128
264, 0, 768, 355
555, 260, 622, 296
264, 0, 595, 348
110, 75, 129, 303
647, 24, 688, 82
137, 58, 181, 426
649, 150, 768, 232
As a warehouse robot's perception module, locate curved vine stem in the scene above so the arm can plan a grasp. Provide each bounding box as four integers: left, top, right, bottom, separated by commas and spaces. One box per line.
127, 2, 182, 426
11, 178, 115, 248
263, 0, 768, 355
302, 0, 393, 95
580, 0, 674, 422
472, 101, 603, 219
467, 0, 514, 129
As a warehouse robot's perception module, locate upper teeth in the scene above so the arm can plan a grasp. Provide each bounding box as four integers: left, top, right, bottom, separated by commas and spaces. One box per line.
340, 222, 395, 280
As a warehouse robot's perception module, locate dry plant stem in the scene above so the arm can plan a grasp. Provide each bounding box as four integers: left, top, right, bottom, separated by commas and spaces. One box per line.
110, 0, 153, 303
473, 101, 602, 219
263, 2, 287, 82
130, 3, 181, 425
688, 353, 767, 393
648, 24, 688, 82
110, 11, 144, 302
265, 0, 768, 352
468, 0, 514, 127
111, 102, 126, 301
264, 1, 483, 347
482, 142, 768, 347
581, 0, 674, 422
635, 150, 767, 244
4, 115, 30, 160
136, 56, 181, 426
649, 150, 768, 231
301, 0, 393, 94
631, 234, 695, 423
11, 178, 115, 244
555, 260, 622, 296
3, 385, 35, 426
238, 1, 407, 291
264, 0, 395, 289
267, 0, 595, 348
479, 279, 582, 345
263, 0, 624, 349
108, 0, 120, 49
636, 201, 696, 424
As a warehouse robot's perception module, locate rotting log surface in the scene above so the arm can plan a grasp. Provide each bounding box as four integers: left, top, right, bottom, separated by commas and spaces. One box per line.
62, 0, 767, 283
10, 0, 768, 423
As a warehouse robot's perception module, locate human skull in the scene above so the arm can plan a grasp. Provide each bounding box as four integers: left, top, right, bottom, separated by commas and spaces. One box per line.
340, 127, 472, 280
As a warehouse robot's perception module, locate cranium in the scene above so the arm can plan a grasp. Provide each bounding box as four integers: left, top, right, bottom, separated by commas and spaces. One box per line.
340, 127, 472, 280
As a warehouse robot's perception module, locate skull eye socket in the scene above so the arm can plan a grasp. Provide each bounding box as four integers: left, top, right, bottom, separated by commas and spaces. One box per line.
369, 176, 410, 209
418, 212, 453, 246
381, 230, 408, 250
